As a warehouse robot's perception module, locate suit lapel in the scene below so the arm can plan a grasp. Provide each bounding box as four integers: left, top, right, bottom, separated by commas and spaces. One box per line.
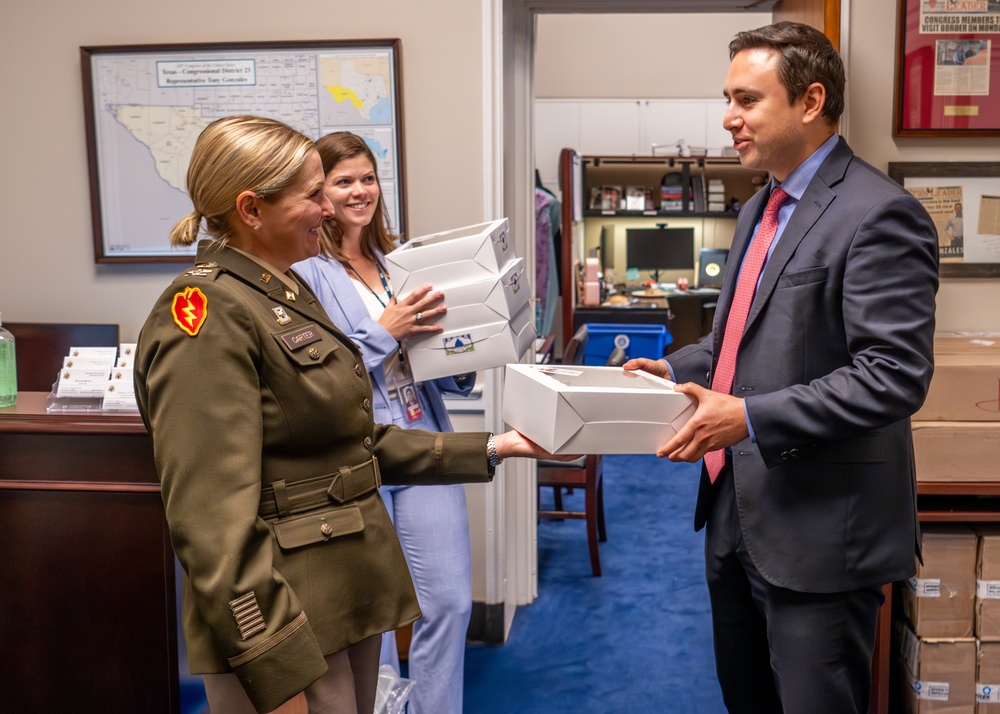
713, 188, 768, 356
738, 139, 854, 338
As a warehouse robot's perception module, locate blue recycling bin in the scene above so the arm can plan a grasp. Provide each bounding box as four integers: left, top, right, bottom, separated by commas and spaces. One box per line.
582, 323, 672, 365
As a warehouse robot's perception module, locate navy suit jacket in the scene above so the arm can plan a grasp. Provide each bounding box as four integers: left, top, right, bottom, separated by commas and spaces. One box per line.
668, 137, 939, 593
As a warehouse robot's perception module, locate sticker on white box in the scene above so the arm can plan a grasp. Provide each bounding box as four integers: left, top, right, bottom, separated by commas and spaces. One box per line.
405, 303, 535, 382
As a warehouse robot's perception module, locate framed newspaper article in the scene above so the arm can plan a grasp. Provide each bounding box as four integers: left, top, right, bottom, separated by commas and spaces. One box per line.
81, 40, 405, 263
889, 162, 1000, 277
894, 0, 1000, 136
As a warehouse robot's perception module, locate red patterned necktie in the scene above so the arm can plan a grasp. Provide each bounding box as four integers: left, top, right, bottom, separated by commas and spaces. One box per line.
704, 187, 789, 483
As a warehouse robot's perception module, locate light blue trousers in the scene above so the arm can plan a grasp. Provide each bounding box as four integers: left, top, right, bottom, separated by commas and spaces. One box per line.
379, 482, 472, 714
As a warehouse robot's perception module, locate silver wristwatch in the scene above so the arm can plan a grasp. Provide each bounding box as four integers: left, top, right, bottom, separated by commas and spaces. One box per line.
487, 433, 503, 469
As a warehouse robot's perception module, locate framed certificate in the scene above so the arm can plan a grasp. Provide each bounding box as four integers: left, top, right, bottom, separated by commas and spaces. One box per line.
889, 161, 1000, 277
894, 0, 1000, 136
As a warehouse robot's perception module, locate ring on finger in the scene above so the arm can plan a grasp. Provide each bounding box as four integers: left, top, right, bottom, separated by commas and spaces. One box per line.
415, 312, 423, 322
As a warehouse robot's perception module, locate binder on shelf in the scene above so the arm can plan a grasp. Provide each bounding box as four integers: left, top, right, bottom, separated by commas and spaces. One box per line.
681, 162, 691, 213
659, 167, 694, 213
691, 175, 707, 213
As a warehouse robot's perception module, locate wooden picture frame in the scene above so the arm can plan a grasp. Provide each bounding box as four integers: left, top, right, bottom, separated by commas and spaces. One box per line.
81, 40, 405, 263
888, 161, 1000, 277
893, 0, 1000, 137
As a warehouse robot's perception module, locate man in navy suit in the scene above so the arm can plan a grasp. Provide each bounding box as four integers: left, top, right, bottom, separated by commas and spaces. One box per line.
626, 22, 938, 713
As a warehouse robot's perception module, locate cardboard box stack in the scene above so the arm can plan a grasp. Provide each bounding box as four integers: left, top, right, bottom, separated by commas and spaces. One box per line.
897, 524, 978, 713
980, 641, 1000, 713
904, 526, 978, 639
912, 335, 1000, 483
904, 333, 1000, 711
892, 524, 1000, 712
978, 527, 1000, 712
897, 619, 977, 714
385, 218, 535, 382
978, 529, 1000, 642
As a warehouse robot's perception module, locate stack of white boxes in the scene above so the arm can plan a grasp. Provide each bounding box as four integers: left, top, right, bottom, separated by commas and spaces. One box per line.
385, 218, 535, 382
707, 179, 727, 212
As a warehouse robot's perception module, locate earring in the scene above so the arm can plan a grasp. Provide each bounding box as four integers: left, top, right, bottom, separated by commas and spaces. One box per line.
254, 224, 261, 231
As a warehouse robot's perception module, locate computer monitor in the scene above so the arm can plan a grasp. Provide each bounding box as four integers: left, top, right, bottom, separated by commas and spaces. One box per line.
625, 227, 695, 282
599, 224, 616, 272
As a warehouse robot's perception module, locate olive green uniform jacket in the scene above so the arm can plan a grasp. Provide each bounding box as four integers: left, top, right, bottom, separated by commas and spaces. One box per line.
134, 241, 491, 713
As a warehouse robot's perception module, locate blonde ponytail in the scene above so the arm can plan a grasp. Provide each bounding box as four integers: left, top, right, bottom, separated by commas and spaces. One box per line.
170, 211, 202, 247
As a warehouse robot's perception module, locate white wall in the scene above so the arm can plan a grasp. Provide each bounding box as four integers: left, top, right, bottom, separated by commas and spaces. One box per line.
533, 6, 1000, 334
534, 13, 771, 98
0, 0, 485, 341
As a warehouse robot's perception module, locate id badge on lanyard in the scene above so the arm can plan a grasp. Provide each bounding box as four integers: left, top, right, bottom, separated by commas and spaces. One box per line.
395, 378, 424, 423
393, 357, 424, 423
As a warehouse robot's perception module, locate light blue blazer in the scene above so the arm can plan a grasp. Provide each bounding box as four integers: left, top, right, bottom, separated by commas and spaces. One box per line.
293, 252, 474, 431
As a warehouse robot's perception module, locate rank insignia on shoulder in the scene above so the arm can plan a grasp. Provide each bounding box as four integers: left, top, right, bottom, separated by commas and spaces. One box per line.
183, 262, 218, 278
272, 306, 292, 325
261, 273, 272, 284
171, 286, 208, 337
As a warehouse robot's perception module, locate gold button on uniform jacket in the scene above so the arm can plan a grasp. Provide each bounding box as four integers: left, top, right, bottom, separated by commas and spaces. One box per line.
134, 241, 491, 713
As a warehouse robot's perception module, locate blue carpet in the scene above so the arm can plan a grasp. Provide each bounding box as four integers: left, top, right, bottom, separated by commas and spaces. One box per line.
463, 454, 726, 714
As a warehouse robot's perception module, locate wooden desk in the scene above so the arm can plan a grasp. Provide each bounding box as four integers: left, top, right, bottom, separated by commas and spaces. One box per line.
573, 292, 718, 354
0, 393, 178, 713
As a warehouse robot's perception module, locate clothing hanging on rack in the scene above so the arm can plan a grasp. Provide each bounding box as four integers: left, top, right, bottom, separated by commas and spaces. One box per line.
535, 170, 563, 293
535, 179, 561, 337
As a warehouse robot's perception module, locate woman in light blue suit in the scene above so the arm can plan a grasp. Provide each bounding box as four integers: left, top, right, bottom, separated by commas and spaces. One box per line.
293, 132, 474, 714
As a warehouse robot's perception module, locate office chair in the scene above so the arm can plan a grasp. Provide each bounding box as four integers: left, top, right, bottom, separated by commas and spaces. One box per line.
537, 323, 609, 576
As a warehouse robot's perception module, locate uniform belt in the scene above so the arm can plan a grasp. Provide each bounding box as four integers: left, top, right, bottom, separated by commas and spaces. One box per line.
258, 456, 382, 520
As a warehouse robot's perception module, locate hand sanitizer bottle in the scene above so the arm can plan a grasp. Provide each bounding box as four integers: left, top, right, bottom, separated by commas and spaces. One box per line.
0, 312, 17, 407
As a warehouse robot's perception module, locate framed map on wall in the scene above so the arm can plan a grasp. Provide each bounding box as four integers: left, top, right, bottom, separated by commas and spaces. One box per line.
81, 40, 405, 263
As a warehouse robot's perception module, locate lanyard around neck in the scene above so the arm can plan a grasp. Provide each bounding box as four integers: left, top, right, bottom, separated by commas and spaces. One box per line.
346, 258, 392, 308
345, 257, 408, 367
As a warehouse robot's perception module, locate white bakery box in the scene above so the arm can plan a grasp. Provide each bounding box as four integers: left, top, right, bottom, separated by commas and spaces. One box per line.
386, 218, 515, 294
421, 257, 529, 333
406, 303, 535, 382
502, 364, 696, 454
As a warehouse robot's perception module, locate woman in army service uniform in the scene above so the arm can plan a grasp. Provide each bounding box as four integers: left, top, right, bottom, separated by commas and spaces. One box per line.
134, 115, 556, 714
